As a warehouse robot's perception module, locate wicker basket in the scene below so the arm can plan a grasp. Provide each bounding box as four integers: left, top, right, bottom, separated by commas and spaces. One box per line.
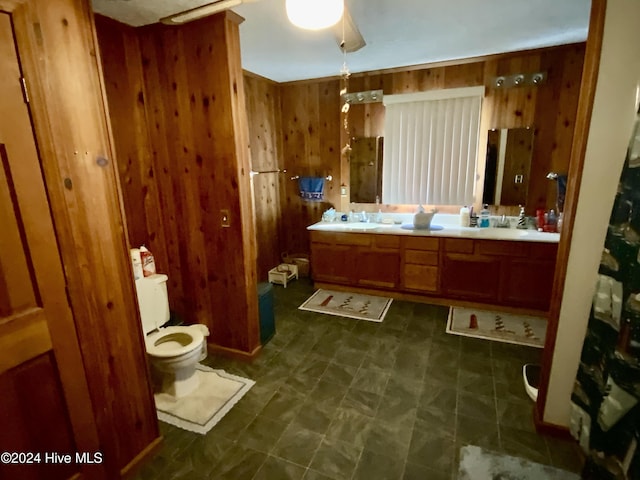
281, 252, 310, 277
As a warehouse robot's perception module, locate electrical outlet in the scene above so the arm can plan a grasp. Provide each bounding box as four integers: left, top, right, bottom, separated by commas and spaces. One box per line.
221, 209, 230, 227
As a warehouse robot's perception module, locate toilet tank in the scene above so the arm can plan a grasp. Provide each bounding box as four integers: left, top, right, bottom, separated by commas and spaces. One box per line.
134, 274, 170, 334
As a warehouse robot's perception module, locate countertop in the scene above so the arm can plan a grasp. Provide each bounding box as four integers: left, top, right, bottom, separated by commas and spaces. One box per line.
307, 213, 560, 243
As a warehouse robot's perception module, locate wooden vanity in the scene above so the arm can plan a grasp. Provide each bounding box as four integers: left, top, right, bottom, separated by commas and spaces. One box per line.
310, 227, 558, 313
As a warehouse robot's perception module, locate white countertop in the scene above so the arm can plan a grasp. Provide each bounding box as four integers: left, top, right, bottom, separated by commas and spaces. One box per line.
308, 213, 560, 243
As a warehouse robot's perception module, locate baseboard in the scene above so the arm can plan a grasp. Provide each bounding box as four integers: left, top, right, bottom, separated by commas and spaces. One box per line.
533, 405, 573, 440
120, 436, 163, 479
209, 342, 262, 362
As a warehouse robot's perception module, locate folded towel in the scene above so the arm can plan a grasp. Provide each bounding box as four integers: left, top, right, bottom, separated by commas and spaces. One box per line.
299, 176, 324, 201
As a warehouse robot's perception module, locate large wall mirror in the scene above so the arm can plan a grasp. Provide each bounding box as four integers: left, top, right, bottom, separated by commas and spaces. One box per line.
483, 127, 535, 206
348, 128, 535, 207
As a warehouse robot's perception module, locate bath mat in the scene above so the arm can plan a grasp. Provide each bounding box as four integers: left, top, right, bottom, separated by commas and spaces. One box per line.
458, 445, 579, 479
299, 289, 393, 322
447, 306, 546, 348
154, 364, 254, 435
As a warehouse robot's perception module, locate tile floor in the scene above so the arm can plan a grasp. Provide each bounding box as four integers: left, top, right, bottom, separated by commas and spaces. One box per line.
133, 279, 584, 480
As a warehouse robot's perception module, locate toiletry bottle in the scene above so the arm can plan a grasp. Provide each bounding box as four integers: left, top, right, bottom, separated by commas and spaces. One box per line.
479, 204, 490, 228
546, 209, 557, 233
460, 205, 470, 227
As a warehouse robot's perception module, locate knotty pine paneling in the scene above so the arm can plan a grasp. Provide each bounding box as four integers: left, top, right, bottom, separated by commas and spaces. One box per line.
244, 73, 284, 279
280, 79, 341, 255
14, 0, 159, 476
99, 13, 260, 355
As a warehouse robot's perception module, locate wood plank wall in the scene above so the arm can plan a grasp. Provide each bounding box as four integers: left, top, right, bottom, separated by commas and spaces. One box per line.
13, 0, 159, 476
96, 13, 260, 356
263, 44, 585, 255
244, 72, 284, 279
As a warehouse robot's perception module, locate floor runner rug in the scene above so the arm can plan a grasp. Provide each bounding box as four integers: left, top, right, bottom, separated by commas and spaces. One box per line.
458, 445, 580, 479
154, 364, 254, 435
447, 306, 546, 348
299, 289, 393, 322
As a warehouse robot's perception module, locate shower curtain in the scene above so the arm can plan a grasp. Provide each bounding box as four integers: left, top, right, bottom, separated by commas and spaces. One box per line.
570, 111, 640, 479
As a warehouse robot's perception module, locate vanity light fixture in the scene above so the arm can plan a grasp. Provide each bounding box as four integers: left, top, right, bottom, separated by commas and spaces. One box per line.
342, 89, 384, 104
160, 0, 242, 24
492, 72, 547, 89
286, 0, 344, 30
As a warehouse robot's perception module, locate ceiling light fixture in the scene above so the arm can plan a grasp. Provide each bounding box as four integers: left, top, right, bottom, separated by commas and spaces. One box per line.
160, 0, 242, 25
286, 0, 344, 30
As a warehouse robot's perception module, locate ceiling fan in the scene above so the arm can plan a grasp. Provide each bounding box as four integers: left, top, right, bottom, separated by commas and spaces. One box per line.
160, 0, 366, 53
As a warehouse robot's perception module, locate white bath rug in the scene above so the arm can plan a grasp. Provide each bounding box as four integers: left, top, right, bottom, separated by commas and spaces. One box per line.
447, 306, 547, 348
154, 364, 254, 435
299, 289, 393, 322
458, 445, 580, 479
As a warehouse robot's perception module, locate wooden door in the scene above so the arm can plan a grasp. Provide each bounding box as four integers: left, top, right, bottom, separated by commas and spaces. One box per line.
0, 10, 104, 480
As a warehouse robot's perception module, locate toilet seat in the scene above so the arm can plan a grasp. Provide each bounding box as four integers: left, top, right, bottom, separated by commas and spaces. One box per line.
145, 326, 204, 358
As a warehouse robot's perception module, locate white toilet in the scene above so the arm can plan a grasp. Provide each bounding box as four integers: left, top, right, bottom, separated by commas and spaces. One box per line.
135, 274, 209, 398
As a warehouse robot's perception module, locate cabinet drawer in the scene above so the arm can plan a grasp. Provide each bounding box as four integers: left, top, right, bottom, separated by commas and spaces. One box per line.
310, 231, 371, 247
374, 235, 401, 249
403, 236, 439, 251
443, 238, 474, 253
405, 250, 439, 266
403, 264, 438, 292
477, 240, 527, 257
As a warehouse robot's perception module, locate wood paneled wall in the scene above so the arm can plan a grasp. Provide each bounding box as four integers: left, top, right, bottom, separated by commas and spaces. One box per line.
97, 13, 260, 356
11, 0, 159, 477
269, 44, 585, 255
244, 73, 284, 280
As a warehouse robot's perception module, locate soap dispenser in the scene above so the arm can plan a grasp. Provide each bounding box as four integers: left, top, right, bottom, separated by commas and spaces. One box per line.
479, 204, 490, 228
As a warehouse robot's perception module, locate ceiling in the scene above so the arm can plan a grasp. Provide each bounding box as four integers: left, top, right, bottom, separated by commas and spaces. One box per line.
91, 0, 591, 83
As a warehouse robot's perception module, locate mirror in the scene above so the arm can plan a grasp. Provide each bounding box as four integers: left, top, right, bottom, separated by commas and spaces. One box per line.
483, 128, 534, 206
349, 136, 383, 203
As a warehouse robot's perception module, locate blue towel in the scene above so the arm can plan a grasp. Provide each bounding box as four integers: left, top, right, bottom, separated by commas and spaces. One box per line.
298, 176, 324, 201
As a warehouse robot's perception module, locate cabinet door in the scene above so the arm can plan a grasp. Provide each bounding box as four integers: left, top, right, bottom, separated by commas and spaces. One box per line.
404, 264, 439, 292
311, 243, 355, 284
442, 253, 500, 301
501, 258, 556, 310
357, 248, 400, 289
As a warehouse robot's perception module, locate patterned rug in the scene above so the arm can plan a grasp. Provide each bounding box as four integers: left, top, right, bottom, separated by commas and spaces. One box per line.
299, 289, 393, 322
154, 364, 254, 435
458, 445, 580, 479
447, 306, 546, 348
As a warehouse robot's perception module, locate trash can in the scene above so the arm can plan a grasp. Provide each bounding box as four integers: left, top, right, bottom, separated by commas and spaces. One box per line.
257, 282, 275, 345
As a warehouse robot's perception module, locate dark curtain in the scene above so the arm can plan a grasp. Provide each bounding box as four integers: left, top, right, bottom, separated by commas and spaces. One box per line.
571, 111, 640, 480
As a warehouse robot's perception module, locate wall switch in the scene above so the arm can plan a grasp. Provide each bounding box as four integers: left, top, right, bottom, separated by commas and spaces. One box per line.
514, 174, 524, 184
221, 209, 230, 227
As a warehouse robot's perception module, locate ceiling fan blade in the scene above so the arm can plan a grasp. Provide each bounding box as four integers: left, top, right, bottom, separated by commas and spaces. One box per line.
333, 6, 366, 53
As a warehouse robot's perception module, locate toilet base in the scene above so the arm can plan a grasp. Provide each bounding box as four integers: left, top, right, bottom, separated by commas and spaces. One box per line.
159, 363, 201, 398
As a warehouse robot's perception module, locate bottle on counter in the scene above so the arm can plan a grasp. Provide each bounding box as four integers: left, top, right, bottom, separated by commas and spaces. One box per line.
460, 205, 470, 227
479, 204, 490, 228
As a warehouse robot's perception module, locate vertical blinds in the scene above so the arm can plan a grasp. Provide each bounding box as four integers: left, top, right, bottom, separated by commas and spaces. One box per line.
382, 87, 484, 205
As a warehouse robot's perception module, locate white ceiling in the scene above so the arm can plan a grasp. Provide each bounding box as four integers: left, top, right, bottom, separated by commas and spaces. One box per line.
91, 0, 591, 83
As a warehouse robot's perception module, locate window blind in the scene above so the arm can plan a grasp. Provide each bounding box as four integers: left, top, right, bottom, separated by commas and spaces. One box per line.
382, 87, 484, 205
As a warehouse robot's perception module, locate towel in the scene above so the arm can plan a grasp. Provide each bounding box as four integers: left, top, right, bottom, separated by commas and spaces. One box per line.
298, 176, 324, 201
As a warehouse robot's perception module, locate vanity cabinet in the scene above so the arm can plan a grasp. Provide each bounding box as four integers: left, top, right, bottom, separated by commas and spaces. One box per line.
310, 230, 558, 312
441, 239, 557, 310
402, 237, 440, 293
310, 232, 400, 289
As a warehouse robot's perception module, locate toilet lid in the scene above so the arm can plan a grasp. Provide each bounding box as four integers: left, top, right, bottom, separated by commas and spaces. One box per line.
145, 326, 204, 358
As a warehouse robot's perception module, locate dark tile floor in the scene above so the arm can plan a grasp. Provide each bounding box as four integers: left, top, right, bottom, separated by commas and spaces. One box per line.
133, 279, 584, 480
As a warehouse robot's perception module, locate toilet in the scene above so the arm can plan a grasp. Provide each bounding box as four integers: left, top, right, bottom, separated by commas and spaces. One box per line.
135, 273, 209, 398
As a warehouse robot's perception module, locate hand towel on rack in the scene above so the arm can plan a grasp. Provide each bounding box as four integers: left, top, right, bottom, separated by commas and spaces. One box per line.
298, 176, 324, 201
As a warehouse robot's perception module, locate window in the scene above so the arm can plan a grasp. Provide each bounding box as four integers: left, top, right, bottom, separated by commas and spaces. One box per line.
382, 87, 484, 205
